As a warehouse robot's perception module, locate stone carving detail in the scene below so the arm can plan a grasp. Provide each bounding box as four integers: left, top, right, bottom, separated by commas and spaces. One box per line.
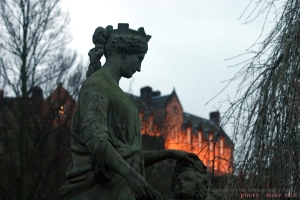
171, 158, 209, 200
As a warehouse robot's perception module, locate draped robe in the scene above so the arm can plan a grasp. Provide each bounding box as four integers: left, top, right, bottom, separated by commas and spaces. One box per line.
59, 70, 144, 200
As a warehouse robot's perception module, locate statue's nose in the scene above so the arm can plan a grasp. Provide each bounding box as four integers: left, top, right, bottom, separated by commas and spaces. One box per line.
178, 178, 183, 184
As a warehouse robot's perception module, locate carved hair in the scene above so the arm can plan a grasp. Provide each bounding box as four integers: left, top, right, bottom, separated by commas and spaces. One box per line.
171, 159, 209, 200
105, 34, 148, 57
86, 24, 150, 78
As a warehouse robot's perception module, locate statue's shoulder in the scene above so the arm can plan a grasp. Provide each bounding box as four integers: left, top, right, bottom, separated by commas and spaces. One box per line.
79, 74, 111, 100
83, 71, 110, 89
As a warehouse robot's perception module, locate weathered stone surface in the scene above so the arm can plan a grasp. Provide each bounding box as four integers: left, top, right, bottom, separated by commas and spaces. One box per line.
170, 158, 209, 200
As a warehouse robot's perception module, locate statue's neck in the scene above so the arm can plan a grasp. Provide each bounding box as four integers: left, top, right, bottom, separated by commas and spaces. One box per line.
101, 64, 121, 85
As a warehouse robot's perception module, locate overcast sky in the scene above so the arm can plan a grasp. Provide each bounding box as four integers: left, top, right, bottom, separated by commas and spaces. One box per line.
61, 0, 276, 134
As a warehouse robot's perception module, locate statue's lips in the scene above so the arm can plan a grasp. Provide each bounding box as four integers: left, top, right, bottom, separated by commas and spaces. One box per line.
178, 185, 185, 190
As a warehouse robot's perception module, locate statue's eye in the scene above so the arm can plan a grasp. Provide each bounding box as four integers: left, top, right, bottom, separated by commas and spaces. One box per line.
184, 176, 193, 181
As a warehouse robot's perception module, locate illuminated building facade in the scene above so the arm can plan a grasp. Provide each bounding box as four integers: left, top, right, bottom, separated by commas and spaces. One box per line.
127, 86, 234, 175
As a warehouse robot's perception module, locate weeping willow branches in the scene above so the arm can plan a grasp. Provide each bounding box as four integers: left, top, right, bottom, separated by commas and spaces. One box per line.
221, 0, 300, 197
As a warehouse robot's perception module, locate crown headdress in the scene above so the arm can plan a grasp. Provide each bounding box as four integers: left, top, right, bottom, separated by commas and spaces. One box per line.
107, 23, 151, 42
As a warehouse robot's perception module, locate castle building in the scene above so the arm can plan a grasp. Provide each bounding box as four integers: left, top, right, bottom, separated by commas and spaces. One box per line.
127, 86, 234, 176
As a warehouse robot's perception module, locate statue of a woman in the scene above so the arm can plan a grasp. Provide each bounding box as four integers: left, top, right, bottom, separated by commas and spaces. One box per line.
59, 23, 196, 200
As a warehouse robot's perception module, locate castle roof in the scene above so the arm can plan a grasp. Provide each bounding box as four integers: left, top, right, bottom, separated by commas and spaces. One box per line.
183, 112, 234, 147
125, 87, 234, 147
151, 95, 170, 108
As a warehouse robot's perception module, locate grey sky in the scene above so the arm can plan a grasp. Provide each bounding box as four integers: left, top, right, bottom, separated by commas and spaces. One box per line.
61, 0, 275, 134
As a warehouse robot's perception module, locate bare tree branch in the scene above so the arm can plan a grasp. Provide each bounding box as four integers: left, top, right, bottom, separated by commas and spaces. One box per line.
218, 0, 300, 197
0, 0, 85, 199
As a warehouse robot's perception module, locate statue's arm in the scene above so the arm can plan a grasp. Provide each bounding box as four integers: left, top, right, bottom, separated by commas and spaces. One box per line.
80, 82, 157, 199
143, 150, 197, 168
143, 150, 173, 168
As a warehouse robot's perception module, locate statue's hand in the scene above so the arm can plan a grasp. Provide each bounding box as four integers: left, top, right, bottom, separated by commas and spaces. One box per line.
170, 150, 198, 164
125, 168, 159, 200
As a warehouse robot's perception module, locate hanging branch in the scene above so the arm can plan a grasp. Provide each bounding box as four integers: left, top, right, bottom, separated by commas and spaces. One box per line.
219, 0, 300, 198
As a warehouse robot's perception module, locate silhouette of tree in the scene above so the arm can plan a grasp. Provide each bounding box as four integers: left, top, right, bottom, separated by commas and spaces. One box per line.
0, 0, 84, 199
220, 1, 300, 198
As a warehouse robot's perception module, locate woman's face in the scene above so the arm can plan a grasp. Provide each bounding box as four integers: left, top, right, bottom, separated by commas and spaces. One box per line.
121, 53, 145, 78
174, 170, 197, 199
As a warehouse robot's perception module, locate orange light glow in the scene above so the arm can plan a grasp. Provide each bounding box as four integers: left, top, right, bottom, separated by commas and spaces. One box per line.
139, 111, 233, 175
164, 129, 233, 175
59, 105, 64, 115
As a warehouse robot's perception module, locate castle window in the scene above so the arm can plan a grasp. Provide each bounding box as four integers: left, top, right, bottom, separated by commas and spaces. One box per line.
148, 116, 153, 133
214, 161, 218, 170
171, 127, 175, 138
58, 105, 65, 116
220, 137, 224, 155
198, 131, 202, 148
175, 127, 179, 143
187, 127, 191, 144
209, 134, 213, 151
173, 105, 178, 115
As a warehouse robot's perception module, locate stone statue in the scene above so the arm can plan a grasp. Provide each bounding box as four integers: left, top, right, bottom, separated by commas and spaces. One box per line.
170, 158, 209, 200
59, 23, 197, 200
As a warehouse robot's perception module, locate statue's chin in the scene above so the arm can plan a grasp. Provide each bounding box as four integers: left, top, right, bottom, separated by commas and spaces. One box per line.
122, 74, 133, 79
176, 192, 194, 200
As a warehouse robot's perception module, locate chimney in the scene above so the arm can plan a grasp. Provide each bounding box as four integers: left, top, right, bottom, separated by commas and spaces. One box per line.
30, 86, 44, 112
209, 111, 220, 127
57, 82, 63, 88
140, 86, 152, 107
152, 91, 161, 97
31, 86, 44, 101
